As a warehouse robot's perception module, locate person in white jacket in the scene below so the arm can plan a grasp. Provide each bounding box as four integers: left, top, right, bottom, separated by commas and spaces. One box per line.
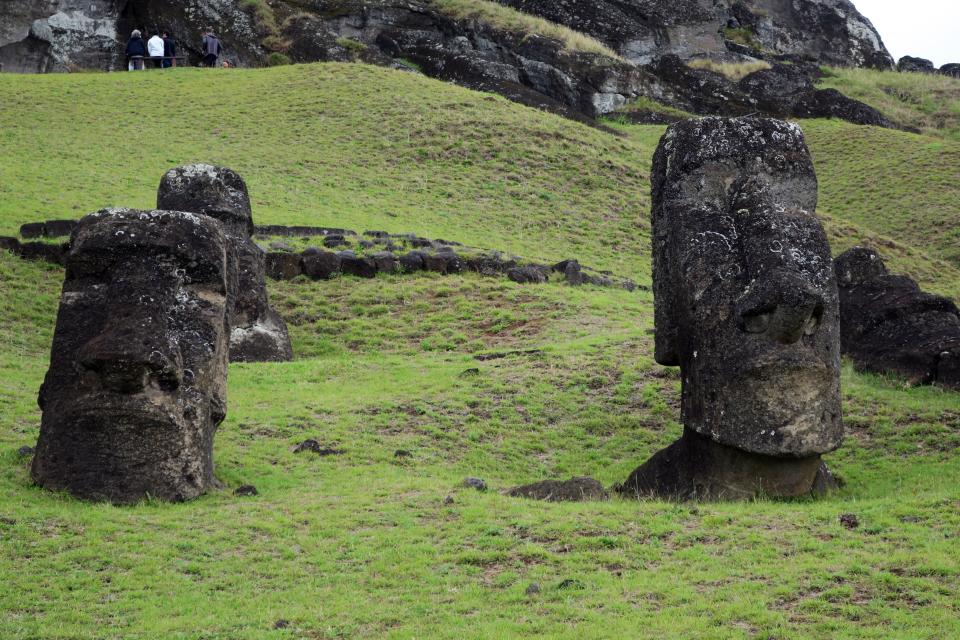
147, 32, 166, 68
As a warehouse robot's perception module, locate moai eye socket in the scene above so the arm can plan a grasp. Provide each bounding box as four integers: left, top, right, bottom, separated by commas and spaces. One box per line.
803, 305, 824, 336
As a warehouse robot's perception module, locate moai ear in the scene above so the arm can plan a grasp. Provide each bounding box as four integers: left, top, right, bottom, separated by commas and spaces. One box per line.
651, 201, 679, 366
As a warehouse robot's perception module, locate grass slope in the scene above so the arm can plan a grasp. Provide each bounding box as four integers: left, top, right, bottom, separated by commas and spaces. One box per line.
0, 64, 958, 639
818, 67, 960, 141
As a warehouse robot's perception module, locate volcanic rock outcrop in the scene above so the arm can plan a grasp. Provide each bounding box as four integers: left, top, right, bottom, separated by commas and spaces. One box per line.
897, 56, 935, 74
618, 116, 843, 500
834, 247, 960, 389
0, 0, 896, 126
157, 164, 293, 363
644, 55, 892, 127
495, 0, 894, 69
31, 209, 233, 504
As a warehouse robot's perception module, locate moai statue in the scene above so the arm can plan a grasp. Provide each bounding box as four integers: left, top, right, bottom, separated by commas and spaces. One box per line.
834, 247, 960, 389
31, 209, 233, 504
157, 164, 293, 363
618, 117, 843, 500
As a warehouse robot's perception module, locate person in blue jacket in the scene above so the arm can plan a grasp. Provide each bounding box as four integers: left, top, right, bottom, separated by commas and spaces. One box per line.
125, 29, 147, 70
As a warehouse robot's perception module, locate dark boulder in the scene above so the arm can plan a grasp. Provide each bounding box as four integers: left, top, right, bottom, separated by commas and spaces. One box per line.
372, 251, 399, 274
462, 477, 488, 491
424, 251, 463, 275
646, 55, 894, 128
834, 247, 960, 389
31, 209, 233, 504
338, 251, 377, 278
265, 252, 303, 280
399, 251, 427, 273
19, 222, 45, 239
323, 234, 350, 249
898, 56, 935, 73
158, 164, 293, 363
620, 117, 843, 500
0, 237, 21, 254
554, 259, 586, 285
939, 64, 960, 78
43, 220, 77, 238
795, 88, 892, 127
19, 241, 67, 265
302, 249, 342, 279
507, 265, 551, 284
465, 252, 517, 275
506, 476, 608, 502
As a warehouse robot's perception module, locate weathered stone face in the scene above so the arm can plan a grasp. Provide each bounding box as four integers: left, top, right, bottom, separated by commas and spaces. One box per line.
651, 117, 842, 458
157, 164, 293, 363
31, 209, 232, 504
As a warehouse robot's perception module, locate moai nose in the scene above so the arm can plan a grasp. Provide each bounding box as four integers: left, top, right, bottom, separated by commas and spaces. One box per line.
78, 322, 181, 394
739, 272, 824, 344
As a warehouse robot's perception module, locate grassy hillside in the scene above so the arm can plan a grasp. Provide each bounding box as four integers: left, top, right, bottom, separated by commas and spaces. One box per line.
818, 67, 960, 141
0, 64, 958, 639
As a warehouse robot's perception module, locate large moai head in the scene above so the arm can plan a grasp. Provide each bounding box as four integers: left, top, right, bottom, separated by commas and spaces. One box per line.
31, 209, 233, 504
155, 164, 254, 238
157, 164, 293, 363
621, 117, 843, 500
651, 116, 842, 458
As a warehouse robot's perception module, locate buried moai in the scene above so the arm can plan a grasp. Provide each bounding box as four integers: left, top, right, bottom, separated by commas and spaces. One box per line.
31, 210, 233, 504
834, 247, 960, 389
157, 164, 293, 363
618, 117, 843, 500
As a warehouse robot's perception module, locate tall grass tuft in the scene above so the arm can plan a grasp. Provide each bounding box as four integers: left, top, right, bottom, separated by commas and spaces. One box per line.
686, 58, 772, 82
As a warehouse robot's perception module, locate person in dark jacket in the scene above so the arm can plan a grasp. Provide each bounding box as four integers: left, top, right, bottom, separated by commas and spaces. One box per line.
162, 31, 177, 68
125, 29, 147, 71
201, 28, 222, 67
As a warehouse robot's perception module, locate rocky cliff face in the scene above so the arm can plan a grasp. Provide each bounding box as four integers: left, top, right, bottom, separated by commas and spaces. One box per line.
0, 0, 894, 126
0, 0, 262, 72
0, 0, 124, 72
495, 0, 894, 69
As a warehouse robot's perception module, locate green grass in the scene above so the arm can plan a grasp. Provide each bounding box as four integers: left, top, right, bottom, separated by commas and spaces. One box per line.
686, 58, 772, 82
428, 0, 623, 60
818, 67, 960, 140
0, 63, 958, 638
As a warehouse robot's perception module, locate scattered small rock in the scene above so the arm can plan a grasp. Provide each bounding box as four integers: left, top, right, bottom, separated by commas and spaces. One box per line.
16, 445, 34, 458
557, 578, 585, 590
443, 494, 455, 505
292, 439, 344, 456
394, 449, 413, 459
459, 368, 480, 377
273, 619, 290, 630
463, 477, 487, 491
234, 484, 259, 497
525, 583, 541, 595
323, 234, 350, 249
840, 513, 860, 529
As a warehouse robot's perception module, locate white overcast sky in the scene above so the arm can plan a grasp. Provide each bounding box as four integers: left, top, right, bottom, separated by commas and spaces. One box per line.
853, 0, 959, 67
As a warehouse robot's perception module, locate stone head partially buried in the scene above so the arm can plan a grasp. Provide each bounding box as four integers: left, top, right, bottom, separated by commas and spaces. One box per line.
651, 116, 842, 460
31, 209, 233, 504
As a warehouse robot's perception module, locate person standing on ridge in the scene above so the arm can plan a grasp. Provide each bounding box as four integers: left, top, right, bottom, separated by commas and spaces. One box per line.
162, 31, 177, 68
125, 30, 147, 70
147, 31, 165, 68
201, 28, 222, 68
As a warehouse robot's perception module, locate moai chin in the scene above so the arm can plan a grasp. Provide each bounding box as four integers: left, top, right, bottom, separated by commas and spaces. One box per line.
619, 117, 843, 500
157, 164, 293, 363
31, 209, 233, 504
